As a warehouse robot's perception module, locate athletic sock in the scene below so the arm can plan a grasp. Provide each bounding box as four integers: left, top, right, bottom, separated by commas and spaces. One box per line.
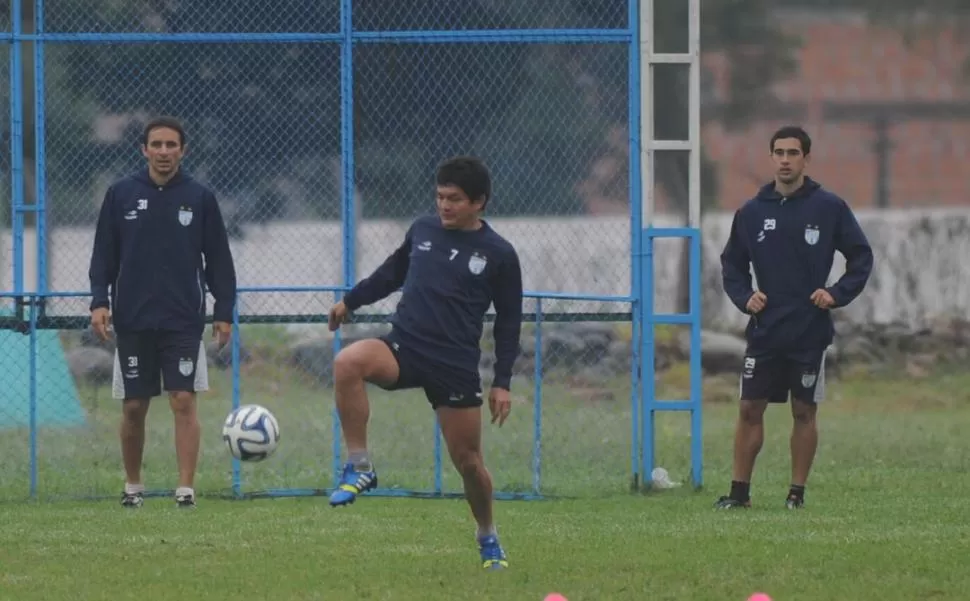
124, 482, 145, 495
788, 484, 805, 501
348, 450, 372, 471
175, 486, 194, 498
730, 480, 750, 502
477, 525, 498, 540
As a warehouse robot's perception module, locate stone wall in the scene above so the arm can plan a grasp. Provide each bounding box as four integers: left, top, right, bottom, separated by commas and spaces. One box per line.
3, 207, 969, 331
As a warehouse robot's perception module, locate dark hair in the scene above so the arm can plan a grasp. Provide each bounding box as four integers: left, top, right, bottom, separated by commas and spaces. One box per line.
769, 125, 811, 155
436, 156, 492, 208
142, 116, 186, 147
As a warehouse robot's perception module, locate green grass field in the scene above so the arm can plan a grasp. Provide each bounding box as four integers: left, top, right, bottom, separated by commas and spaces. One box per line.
1, 325, 969, 600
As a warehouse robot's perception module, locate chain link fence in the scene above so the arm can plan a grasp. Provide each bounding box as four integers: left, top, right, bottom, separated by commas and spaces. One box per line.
0, 0, 646, 502
352, 40, 630, 318
42, 41, 344, 294
1, 32, 10, 317
43, 0, 341, 33
0, 293, 644, 501
227, 293, 637, 499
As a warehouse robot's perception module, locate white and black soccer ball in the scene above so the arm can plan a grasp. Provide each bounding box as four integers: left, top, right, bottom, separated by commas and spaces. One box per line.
222, 404, 281, 462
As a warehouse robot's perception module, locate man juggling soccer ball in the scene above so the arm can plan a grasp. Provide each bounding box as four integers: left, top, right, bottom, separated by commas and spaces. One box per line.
326, 156, 524, 570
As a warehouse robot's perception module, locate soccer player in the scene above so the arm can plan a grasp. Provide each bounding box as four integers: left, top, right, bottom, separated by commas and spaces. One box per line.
88, 116, 238, 509
716, 125, 873, 510
326, 156, 523, 570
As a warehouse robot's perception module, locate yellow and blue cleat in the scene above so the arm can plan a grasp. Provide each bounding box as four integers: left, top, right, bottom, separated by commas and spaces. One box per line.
478, 534, 509, 570
329, 462, 378, 507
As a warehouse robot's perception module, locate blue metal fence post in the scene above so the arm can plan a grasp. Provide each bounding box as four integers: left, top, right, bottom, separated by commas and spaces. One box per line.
32, 0, 48, 502
9, 0, 24, 301
333, 0, 356, 489
10, 0, 29, 500
231, 300, 242, 497
433, 414, 442, 495
331, 324, 344, 490
689, 231, 703, 489
639, 233, 656, 487
28, 293, 38, 499
532, 298, 543, 495
687, 0, 703, 492
34, 0, 47, 299
627, 0, 643, 492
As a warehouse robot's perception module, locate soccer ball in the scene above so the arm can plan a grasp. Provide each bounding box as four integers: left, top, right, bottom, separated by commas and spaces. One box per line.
222, 404, 281, 462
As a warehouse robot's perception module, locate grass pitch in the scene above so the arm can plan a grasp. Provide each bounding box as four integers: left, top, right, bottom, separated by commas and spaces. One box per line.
0, 326, 968, 600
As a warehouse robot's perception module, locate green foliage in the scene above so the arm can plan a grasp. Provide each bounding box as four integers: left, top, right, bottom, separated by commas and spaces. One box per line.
647, 0, 800, 211
813, 0, 968, 17
858, 0, 970, 77
7, 0, 807, 223
699, 1, 802, 130
774, 0, 970, 74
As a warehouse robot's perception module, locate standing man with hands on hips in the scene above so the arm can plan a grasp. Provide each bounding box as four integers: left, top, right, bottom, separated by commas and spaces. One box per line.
88, 116, 238, 509
717, 125, 873, 510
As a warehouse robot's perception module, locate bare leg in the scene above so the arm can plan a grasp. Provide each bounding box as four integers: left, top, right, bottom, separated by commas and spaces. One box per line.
332, 339, 400, 463
436, 405, 494, 535
169, 391, 200, 489
790, 398, 818, 487
437, 404, 508, 569
717, 398, 769, 504
121, 399, 150, 486
733, 399, 768, 483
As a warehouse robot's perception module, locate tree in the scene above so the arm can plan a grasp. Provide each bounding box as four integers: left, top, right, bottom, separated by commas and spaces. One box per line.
651, 0, 800, 311
7, 0, 805, 232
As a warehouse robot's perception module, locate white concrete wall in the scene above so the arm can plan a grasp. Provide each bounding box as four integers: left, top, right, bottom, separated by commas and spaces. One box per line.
2, 207, 968, 330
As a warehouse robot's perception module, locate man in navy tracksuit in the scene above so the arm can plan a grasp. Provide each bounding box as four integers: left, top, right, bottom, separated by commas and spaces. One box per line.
326, 156, 523, 570
88, 116, 237, 509
716, 126, 873, 510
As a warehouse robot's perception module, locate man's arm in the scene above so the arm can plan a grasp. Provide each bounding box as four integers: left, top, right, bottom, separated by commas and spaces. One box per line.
88, 187, 119, 311
825, 200, 873, 308
202, 192, 238, 324
342, 228, 412, 311
489, 247, 524, 391
719, 210, 756, 313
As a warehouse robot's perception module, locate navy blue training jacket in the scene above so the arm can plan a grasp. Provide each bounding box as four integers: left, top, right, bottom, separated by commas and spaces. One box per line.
720, 177, 874, 352
343, 215, 524, 390
88, 168, 237, 334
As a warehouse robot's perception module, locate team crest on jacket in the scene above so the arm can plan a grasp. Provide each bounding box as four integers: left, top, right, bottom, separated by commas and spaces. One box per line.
178, 357, 194, 376
178, 206, 193, 226
804, 224, 819, 246
468, 252, 487, 275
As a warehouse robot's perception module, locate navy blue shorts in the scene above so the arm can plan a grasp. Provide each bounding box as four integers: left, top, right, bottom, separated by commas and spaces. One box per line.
112, 330, 208, 400
740, 347, 828, 404
377, 337, 483, 409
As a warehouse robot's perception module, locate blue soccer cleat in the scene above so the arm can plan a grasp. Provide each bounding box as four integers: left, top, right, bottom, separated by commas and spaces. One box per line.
329, 462, 378, 507
478, 534, 509, 570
